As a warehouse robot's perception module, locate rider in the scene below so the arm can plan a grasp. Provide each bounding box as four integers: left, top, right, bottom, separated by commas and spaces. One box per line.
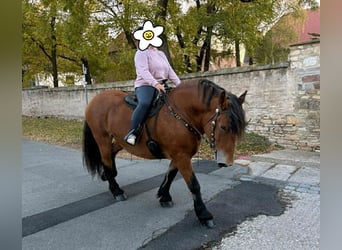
124, 22, 181, 146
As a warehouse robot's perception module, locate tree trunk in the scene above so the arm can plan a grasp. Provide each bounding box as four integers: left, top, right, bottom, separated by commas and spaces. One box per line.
235, 39, 241, 67
197, 44, 206, 72
124, 30, 137, 50
159, 33, 172, 64
197, 2, 214, 72
203, 26, 212, 72
50, 16, 58, 88
176, 31, 192, 73
51, 51, 58, 88
192, 0, 203, 46
249, 57, 254, 65
155, 0, 173, 65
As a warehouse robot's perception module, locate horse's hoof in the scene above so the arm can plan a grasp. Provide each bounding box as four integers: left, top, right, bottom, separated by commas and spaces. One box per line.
114, 193, 127, 201
99, 169, 107, 181
201, 219, 215, 228
160, 201, 174, 208
100, 174, 107, 181
218, 163, 227, 168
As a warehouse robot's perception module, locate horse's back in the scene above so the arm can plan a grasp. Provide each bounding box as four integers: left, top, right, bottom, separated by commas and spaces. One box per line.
88, 89, 128, 106
85, 89, 131, 132
85, 90, 128, 115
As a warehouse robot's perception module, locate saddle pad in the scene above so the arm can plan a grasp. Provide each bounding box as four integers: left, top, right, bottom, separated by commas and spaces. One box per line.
124, 93, 165, 118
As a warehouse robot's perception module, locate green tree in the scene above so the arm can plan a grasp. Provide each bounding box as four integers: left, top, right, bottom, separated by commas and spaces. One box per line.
254, 1, 316, 65
23, 0, 65, 87
23, 0, 113, 87
166, 0, 274, 71
61, 0, 113, 85
95, 0, 157, 81
172, 0, 318, 70
23, 0, 319, 86
215, 0, 275, 67
255, 11, 305, 64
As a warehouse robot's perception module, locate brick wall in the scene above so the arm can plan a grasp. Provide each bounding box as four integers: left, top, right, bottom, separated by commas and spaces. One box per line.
22, 40, 320, 151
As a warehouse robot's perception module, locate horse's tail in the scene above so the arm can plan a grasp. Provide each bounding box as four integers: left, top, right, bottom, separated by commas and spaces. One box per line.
82, 121, 102, 177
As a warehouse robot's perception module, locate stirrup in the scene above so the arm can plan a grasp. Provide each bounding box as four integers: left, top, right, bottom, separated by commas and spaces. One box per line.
124, 128, 140, 146
124, 124, 143, 146
125, 134, 136, 145
124, 130, 136, 145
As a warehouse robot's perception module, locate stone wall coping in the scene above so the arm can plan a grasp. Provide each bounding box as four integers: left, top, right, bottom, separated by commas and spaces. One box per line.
22, 81, 135, 92
179, 62, 289, 79
22, 63, 289, 93
289, 39, 320, 47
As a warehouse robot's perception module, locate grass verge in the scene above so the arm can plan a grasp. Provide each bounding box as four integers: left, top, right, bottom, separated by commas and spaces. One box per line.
22, 116, 279, 160
22, 116, 84, 150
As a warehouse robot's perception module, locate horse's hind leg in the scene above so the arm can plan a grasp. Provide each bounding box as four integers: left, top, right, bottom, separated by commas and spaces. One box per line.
157, 161, 178, 207
175, 157, 214, 228
103, 165, 126, 201
99, 140, 126, 201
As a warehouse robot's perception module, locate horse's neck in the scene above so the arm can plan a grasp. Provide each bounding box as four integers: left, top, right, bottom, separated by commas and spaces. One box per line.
169, 88, 212, 133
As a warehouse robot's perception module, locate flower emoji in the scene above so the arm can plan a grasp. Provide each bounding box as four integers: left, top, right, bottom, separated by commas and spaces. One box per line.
133, 20, 164, 50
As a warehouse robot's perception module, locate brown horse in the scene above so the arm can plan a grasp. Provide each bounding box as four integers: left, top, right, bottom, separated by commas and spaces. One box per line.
82, 79, 247, 227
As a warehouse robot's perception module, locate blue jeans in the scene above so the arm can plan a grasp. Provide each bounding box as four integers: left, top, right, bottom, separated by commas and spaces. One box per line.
129, 85, 157, 131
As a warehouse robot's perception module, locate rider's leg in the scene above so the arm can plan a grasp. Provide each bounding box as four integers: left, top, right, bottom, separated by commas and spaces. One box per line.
125, 85, 156, 145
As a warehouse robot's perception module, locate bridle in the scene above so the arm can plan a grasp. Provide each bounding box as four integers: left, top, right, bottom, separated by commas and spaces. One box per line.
204, 108, 230, 149
164, 96, 202, 139
164, 93, 230, 150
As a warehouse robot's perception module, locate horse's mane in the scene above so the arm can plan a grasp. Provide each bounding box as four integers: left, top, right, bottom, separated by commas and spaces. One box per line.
198, 79, 226, 109
197, 79, 246, 138
226, 91, 247, 138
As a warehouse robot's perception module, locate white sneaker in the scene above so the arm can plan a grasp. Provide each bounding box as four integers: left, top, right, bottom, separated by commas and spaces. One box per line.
126, 134, 136, 145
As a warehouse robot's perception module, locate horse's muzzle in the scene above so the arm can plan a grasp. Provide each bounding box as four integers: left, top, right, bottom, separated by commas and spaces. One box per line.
215, 150, 233, 168
217, 162, 233, 168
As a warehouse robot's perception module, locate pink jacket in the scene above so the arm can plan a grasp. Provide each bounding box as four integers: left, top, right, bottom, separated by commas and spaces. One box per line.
134, 47, 181, 88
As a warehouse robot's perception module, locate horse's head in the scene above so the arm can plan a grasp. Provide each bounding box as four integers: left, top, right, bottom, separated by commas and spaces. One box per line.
199, 80, 247, 166
215, 91, 247, 166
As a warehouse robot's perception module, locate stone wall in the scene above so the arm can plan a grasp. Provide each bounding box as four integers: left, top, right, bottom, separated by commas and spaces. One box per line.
22, 81, 135, 119
289, 41, 320, 151
22, 41, 320, 151
254, 40, 320, 151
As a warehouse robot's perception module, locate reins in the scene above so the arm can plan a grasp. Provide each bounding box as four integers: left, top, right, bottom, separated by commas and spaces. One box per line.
164, 94, 202, 139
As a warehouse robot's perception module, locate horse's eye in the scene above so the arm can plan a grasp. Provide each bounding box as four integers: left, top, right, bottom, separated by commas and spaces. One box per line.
220, 125, 228, 132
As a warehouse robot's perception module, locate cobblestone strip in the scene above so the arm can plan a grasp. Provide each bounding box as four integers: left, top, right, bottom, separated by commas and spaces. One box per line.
238, 175, 320, 194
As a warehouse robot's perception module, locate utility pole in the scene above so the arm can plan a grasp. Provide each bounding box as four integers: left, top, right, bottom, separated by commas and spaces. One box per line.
82, 63, 88, 105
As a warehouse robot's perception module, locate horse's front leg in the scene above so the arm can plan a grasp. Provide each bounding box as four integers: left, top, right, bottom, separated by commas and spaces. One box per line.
157, 161, 178, 207
176, 157, 214, 228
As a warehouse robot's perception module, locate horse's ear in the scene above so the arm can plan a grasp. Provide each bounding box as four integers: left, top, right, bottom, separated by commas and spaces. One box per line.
219, 91, 227, 107
239, 91, 247, 105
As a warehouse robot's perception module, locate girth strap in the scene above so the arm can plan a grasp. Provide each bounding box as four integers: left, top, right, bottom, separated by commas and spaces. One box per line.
144, 116, 166, 159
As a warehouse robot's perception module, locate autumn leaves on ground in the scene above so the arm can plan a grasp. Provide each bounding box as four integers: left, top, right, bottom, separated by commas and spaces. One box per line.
22, 116, 279, 160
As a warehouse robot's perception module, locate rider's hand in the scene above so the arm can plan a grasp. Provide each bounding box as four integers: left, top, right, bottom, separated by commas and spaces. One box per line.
155, 83, 165, 92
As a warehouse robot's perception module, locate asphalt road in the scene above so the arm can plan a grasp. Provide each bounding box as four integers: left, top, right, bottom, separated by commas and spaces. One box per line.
22, 140, 320, 250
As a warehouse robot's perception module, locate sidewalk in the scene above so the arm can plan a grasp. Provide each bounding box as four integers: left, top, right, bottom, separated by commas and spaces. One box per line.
234, 149, 320, 194
214, 149, 320, 250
